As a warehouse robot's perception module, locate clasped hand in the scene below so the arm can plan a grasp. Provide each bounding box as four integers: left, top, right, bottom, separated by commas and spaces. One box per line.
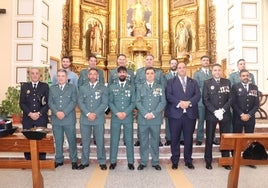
214, 108, 224, 121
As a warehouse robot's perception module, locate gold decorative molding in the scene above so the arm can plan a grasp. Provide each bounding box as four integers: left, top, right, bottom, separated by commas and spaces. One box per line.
109, 30, 117, 54
162, 31, 170, 54
209, 4, 217, 64
62, 4, 69, 57
71, 23, 80, 48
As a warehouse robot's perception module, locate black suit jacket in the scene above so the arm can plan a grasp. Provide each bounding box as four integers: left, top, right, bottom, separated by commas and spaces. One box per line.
203, 78, 232, 121
231, 82, 259, 120
19, 82, 49, 129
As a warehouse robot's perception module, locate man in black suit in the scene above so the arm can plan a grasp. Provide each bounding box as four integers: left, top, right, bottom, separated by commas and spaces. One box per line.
231, 69, 259, 133
19, 67, 49, 160
166, 62, 201, 170
203, 64, 232, 170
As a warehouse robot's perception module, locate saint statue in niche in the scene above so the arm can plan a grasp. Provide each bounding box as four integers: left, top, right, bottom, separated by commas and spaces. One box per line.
174, 20, 192, 56
127, 0, 152, 37
85, 19, 104, 57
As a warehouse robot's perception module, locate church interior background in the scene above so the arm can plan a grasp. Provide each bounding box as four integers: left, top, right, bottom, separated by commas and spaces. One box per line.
0, 0, 268, 101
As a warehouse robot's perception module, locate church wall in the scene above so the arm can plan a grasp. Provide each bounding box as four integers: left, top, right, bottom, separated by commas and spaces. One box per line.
262, 0, 268, 93
0, 1, 13, 101
48, 0, 66, 60
212, 0, 228, 64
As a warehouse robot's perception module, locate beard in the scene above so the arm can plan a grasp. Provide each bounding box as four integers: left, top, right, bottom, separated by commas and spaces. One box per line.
119, 76, 126, 82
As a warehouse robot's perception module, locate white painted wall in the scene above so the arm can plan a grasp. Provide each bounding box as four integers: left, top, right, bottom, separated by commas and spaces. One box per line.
0, 1, 13, 100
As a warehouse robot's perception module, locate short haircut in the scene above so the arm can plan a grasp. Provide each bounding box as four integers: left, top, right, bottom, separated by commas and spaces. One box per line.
117, 66, 127, 72
239, 69, 249, 76
237, 58, 245, 65
117, 54, 126, 59
169, 58, 178, 64
178, 61, 187, 66
57, 69, 67, 75
88, 67, 98, 74
145, 67, 155, 73
88, 54, 97, 60
61, 55, 71, 61
212, 63, 221, 69
146, 54, 154, 59
200, 55, 210, 60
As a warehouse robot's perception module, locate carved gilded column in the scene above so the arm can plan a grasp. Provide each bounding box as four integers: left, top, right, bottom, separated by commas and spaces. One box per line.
161, 0, 171, 70
109, 0, 117, 54
107, 0, 117, 70
70, 0, 80, 49
162, 0, 170, 54
198, 0, 208, 51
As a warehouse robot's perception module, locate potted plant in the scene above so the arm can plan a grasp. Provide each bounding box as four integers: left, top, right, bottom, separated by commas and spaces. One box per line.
0, 105, 8, 119
1, 86, 22, 123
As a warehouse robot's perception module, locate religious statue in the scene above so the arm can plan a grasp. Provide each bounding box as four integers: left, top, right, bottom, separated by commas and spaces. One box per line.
127, 0, 152, 37
174, 20, 191, 56
90, 22, 103, 54
85, 21, 103, 57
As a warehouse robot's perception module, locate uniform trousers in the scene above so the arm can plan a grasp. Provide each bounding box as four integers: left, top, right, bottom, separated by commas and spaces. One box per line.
196, 103, 205, 142
139, 123, 161, 166
80, 123, 106, 165
109, 122, 134, 164
233, 116, 255, 133
52, 123, 78, 163
205, 120, 230, 164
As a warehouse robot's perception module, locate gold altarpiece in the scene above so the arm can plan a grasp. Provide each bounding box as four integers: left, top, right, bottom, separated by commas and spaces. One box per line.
62, 0, 216, 80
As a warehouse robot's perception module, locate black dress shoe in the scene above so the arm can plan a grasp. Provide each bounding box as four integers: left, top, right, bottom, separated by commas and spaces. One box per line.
109, 163, 117, 170
55, 162, 64, 168
137, 164, 146, 170
72, 162, 78, 170
196, 141, 202, 146
128, 163, 135, 170
206, 163, 212, 170
152, 165, 162, 170
172, 164, 178, 169
159, 141, 163, 147
180, 141, 184, 145
164, 140, 171, 146
134, 141, 140, 146
185, 163, 195, 169
78, 164, 89, 170
223, 165, 231, 170
99, 164, 107, 170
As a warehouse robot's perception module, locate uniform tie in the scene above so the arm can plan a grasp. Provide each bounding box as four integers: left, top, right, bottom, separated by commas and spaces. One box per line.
243, 84, 248, 91
33, 83, 37, 90
149, 84, 152, 89
173, 72, 176, 77
216, 79, 220, 84
120, 83, 124, 88
205, 69, 209, 76
60, 85, 63, 90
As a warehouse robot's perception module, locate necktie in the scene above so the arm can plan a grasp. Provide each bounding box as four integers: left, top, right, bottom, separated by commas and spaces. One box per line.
173, 72, 176, 77
90, 84, 94, 88
120, 83, 124, 88
181, 77, 186, 92
216, 79, 220, 84
149, 84, 152, 89
205, 70, 209, 76
244, 84, 247, 91
60, 85, 63, 90
33, 84, 36, 90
